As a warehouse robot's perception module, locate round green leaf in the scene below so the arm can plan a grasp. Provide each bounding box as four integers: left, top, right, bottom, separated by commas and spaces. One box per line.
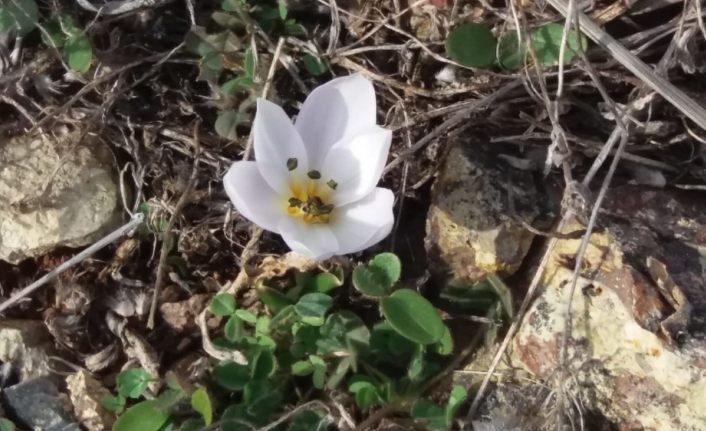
112, 400, 170, 431
191, 388, 213, 426
251, 349, 276, 379
380, 289, 445, 345
294, 293, 332, 326
497, 31, 524, 70
41, 20, 65, 48
291, 360, 314, 376
302, 54, 328, 76
531, 23, 585, 67
214, 109, 242, 140
210, 293, 236, 316
224, 315, 243, 342
0, 418, 16, 431
0, 0, 38, 36
352, 266, 390, 297
117, 368, 152, 399
214, 361, 250, 391
370, 253, 401, 285
235, 309, 258, 323
434, 325, 453, 355
445, 23, 497, 68
64, 34, 92, 73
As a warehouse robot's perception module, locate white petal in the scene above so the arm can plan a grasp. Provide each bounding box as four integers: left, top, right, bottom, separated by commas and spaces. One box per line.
279, 218, 338, 261
254, 98, 309, 193
330, 188, 395, 255
295, 74, 377, 167
224, 161, 285, 232
321, 126, 391, 206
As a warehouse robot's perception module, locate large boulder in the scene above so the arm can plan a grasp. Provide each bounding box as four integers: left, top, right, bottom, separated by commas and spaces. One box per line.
425, 144, 541, 286
511, 186, 706, 430
0, 320, 54, 381
0, 130, 121, 263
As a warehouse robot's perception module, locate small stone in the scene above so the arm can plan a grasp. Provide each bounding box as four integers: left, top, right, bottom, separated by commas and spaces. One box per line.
425, 144, 541, 286
2, 377, 80, 431
160, 294, 210, 332
0, 130, 121, 263
66, 370, 114, 431
0, 320, 54, 381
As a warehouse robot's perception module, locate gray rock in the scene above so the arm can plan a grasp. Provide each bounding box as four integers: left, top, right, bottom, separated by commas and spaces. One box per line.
0, 320, 54, 382
0, 130, 121, 263
425, 144, 541, 286
2, 377, 80, 431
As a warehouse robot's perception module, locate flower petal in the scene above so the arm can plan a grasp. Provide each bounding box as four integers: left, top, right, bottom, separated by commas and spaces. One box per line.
254, 98, 309, 193
224, 161, 285, 232
320, 126, 391, 206
278, 218, 338, 261
295, 74, 377, 167
330, 188, 395, 255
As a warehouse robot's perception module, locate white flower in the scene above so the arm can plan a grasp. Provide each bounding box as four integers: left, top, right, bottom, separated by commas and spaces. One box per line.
224, 74, 394, 261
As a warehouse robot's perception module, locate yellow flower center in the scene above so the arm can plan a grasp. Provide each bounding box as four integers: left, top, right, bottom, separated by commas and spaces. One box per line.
286, 175, 336, 225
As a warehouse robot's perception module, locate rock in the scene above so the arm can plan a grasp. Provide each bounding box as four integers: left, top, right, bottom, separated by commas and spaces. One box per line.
425, 144, 541, 286
0, 320, 54, 381
66, 370, 114, 431
511, 186, 706, 430
0, 130, 121, 263
2, 377, 80, 431
160, 294, 210, 332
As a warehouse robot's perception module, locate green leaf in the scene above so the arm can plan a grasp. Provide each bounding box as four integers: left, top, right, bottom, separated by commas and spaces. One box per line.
287, 410, 329, 431
349, 378, 382, 411
185, 27, 241, 56
117, 368, 152, 399
284, 19, 305, 36
291, 360, 315, 376
225, 315, 243, 342
64, 33, 92, 73
255, 315, 270, 335
243, 380, 283, 418
381, 289, 445, 345
41, 20, 65, 48
244, 46, 255, 77
278, 0, 288, 19
410, 399, 447, 431
294, 293, 332, 326
317, 311, 370, 359
214, 361, 251, 391
101, 394, 126, 414
445, 23, 497, 68
269, 305, 298, 334
302, 54, 328, 76
434, 325, 453, 355
531, 22, 585, 67
292, 324, 319, 358
352, 253, 401, 297
235, 309, 258, 323
445, 385, 468, 426
179, 418, 205, 431
212, 11, 242, 28
191, 388, 213, 426
0, 418, 16, 431
0, 0, 38, 36
221, 75, 254, 95
112, 400, 170, 431
408, 344, 425, 381
496, 31, 524, 70
221, 0, 241, 12
155, 388, 186, 411
304, 271, 343, 294
210, 293, 237, 316
487, 274, 514, 318
326, 356, 352, 389
257, 285, 295, 314
251, 349, 276, 379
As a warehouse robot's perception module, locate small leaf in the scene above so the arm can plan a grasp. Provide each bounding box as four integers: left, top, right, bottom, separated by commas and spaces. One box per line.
255, 315, 270, 335
101, 394, 126, 413
294, 293, 332, 326
212, 11, 242, 28
352, 266, 390, 297
434, 325, 454, 355
221, 75, 254, 95
214, 362, 250, 391
408, 344, 425, 381
210, 293, 237, 316
244, 46, 255, 77
302, 54, 328, 76
235, 309, 258, 323
191, 388, 213, 426
179, 418, 205, 431
445, 385, 468, 426
446, 23, 497, 68
305, 272, 343, 294
0, 0, 38, 36
117, 368, 152, 399
0, 419, 15, 431
41, 20, 65, 48
155, 388, 186, 410
112, 400, 170, 431
251, 349, 276, 379
410, 399, 447, 431
349, 378, 382, 411
287, 410, 329, 431
487, 274, 514, 318
215, 109, 242, 140
64, 33, 92, 73
291, 360, 314, 376
497, 31, 524, 70
531, 23, 586, 67
225, 315, 243, 342
370, 253, 401, 285
278, 0, 288, 19
381, 289, 445, 345
258, 285, 295, 314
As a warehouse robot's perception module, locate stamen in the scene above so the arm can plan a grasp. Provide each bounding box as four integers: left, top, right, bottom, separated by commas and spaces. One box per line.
326, 180, 338, 190
287, 158, 298, 171
307, 170, 321, 180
